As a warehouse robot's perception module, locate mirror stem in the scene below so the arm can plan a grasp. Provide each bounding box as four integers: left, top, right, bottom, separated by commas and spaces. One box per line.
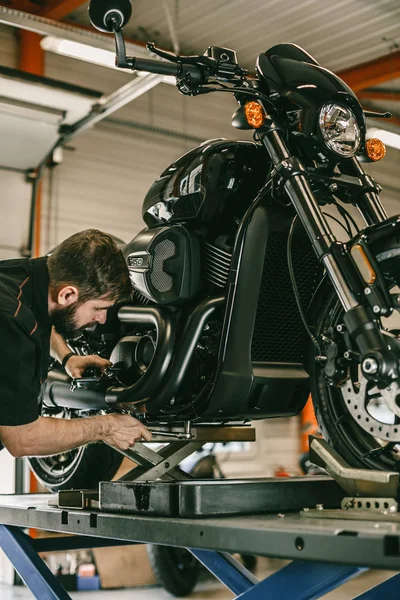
114, 28, 134, 69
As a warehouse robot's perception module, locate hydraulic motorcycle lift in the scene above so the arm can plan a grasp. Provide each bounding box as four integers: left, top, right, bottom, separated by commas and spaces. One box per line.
1, 429, 400, 599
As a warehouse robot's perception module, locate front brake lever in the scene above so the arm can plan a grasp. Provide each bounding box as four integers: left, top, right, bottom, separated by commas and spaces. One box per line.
147, 42, 217, 70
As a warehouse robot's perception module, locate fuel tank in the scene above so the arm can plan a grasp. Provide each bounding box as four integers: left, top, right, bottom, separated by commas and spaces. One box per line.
142, 138, 268, 228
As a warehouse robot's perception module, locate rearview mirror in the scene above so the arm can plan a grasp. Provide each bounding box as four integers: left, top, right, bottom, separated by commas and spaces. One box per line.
88, 0, 132, 33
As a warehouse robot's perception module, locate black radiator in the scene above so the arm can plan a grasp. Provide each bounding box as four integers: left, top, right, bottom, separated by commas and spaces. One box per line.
251, 227, 321, 363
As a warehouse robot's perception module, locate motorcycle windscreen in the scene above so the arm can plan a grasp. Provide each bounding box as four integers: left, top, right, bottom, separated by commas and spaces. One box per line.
256, 44, 364, 137
256, 43, 355, 98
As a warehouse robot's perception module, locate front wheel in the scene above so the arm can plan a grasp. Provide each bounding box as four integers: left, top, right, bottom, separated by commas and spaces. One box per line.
311, 243, 400, 472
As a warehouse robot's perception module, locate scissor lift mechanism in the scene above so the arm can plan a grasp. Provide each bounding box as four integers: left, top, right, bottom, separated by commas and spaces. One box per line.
1, 431, 400, 599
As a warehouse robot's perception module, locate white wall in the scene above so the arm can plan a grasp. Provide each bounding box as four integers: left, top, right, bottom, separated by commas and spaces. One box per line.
0, 169, 32, 260
0, 24, 17, 69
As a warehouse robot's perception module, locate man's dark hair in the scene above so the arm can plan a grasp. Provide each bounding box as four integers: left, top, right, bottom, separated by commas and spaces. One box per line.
48, 229, 131, 303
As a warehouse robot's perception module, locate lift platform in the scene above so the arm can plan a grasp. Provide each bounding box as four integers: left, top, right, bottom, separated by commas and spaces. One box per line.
0, 492, 400, 599
1, 431, 400, 599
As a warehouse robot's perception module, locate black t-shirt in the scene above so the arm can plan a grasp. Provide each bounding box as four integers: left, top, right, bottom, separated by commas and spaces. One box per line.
0, 257, 51, 428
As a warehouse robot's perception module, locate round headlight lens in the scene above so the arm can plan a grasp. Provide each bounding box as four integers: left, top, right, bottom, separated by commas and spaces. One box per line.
319, 103, 361, 157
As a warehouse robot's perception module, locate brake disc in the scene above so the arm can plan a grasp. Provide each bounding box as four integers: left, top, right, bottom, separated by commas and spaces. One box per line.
341, 375, 400, 443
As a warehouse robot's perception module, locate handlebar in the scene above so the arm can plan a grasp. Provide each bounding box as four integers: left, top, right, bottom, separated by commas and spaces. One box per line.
131, 57, 180, 77
129, 56, 207, 91
115, 32, 245, 94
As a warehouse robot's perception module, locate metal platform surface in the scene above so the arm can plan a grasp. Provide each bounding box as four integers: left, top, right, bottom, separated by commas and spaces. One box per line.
0, 493, 400, 571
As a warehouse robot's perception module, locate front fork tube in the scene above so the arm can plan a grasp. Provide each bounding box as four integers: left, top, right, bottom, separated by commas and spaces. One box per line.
260, 126, 397, 383
349, 158, 389, 226
261, 128, 358, 310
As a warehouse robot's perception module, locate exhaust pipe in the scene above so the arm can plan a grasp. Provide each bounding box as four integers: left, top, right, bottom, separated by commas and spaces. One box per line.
44, 298, 224, 412
43, 305, 175, 411
106, 296, 225, 409
42, 371, 108, 410
104, 305, 176, 405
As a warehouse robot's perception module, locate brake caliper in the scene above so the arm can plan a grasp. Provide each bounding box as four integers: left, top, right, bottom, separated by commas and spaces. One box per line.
321, 326, 351, 386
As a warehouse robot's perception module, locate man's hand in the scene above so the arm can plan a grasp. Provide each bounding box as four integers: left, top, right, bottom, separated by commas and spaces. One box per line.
51, 327, 111, 378
100, 413, 152, 450
65, 354, 111, 379
0, 413, 152, 457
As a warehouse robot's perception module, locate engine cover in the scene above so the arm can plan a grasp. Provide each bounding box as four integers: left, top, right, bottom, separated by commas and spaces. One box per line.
123, 225, 201, 305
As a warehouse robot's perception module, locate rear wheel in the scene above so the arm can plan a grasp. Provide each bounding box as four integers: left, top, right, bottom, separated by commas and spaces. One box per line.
147, 545, 199, 597
28, 442, 123, 492
28, 411, 123, 492
311, 244, 400, 471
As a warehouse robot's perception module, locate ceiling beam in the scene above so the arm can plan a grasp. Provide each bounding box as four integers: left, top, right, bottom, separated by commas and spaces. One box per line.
19, 29, 44, 75
7, 1, 41, 13
338, 50, 400, 92
358, 89, 400, 102
38, 0, 88, 21
7, 0, 89, 23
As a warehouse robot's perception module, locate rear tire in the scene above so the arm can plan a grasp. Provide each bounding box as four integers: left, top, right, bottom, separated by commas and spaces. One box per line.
147, 545, 199, 597
28, 442, 123, 492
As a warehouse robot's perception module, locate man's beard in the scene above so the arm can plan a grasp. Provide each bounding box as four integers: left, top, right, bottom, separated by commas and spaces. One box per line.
51, 304, 92, 339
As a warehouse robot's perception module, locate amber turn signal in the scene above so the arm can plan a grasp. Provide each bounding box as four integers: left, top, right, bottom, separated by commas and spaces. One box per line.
365, 138, 386, 162
350, 244, 376, 285
244, 101, 266, 128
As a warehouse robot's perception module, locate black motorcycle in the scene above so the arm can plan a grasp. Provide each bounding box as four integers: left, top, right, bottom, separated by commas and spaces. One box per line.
28, 0, 400, 491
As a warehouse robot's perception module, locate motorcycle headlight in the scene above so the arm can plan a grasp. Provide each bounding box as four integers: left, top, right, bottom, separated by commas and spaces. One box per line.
319, 103, 361, 157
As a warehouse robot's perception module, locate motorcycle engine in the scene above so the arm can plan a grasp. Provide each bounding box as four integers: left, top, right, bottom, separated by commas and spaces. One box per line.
62, 228, 230, 416
123, 225, 201, 305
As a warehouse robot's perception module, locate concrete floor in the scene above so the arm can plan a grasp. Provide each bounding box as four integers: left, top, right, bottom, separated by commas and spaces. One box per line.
0, 564, 398, 599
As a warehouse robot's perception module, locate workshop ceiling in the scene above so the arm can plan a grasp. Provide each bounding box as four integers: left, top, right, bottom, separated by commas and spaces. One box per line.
0, 0, 398, 166
67, 0, 400, 73
2, 0, 398, 125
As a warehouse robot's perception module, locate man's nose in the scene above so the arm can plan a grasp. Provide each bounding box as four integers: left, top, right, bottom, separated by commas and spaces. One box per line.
96, 312, 107, 325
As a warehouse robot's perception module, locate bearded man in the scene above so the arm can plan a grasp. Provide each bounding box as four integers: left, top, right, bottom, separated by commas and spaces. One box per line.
0, 229, 151, 457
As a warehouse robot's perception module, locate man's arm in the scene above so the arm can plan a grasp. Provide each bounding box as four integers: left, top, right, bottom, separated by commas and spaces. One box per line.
0, 413, 152, 458
50, 327, 111, 378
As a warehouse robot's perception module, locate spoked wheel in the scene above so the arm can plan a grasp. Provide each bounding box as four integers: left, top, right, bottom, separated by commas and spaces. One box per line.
312, 244, 400, 472
28, 410, 123, 492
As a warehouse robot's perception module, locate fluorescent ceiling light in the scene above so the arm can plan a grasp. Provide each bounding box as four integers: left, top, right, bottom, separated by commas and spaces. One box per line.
367, 127, 400, 151
41, 36, 121, 70
41, 36, 175, 85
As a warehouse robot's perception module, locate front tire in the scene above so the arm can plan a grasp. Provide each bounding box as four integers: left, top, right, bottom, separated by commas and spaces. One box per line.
311, 242, 400, 472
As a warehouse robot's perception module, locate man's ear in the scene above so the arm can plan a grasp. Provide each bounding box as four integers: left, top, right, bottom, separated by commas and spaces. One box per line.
57, 285, 79, 307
